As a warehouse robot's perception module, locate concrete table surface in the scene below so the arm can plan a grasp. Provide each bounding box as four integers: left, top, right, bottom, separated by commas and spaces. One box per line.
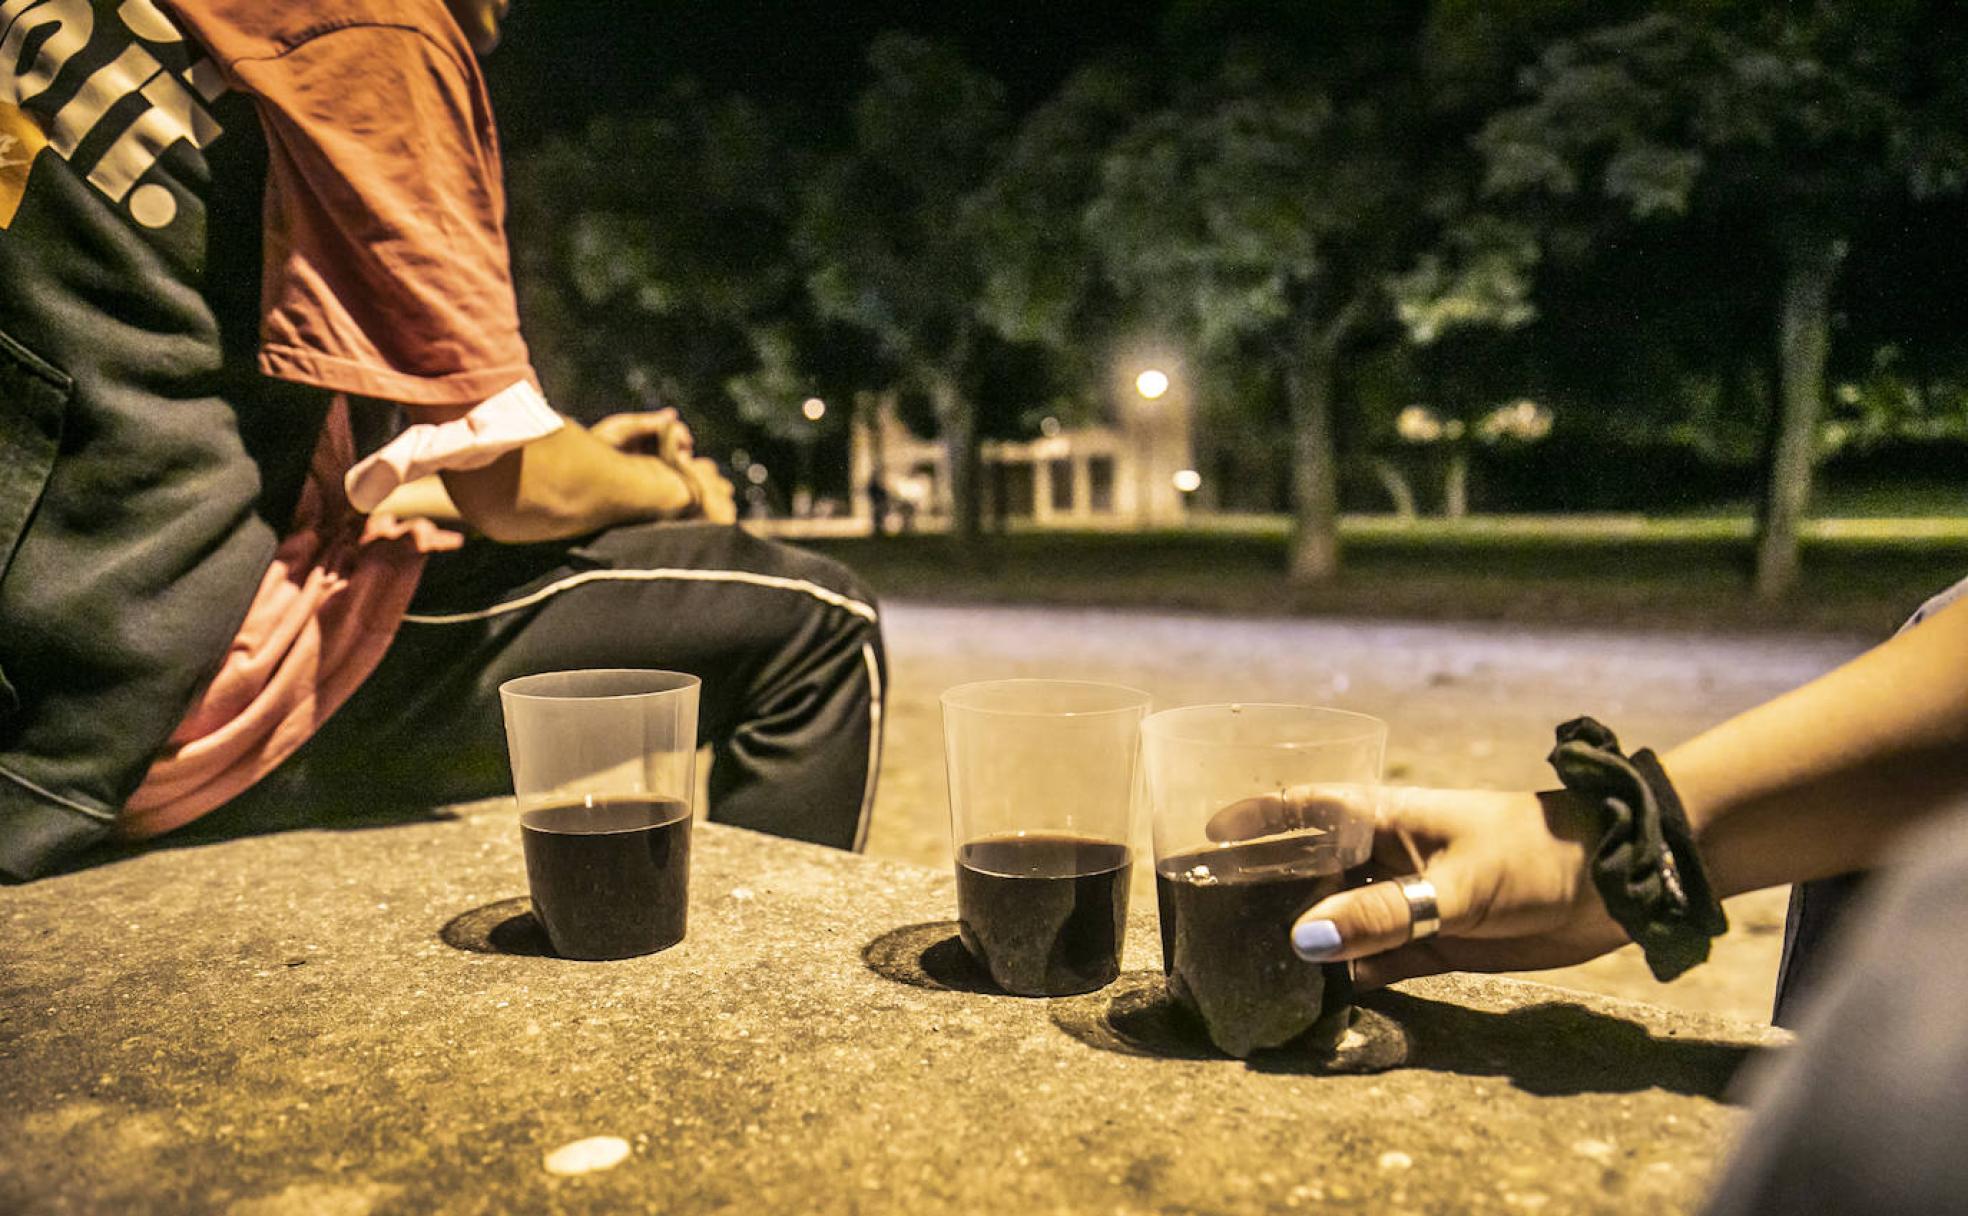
0, 810, 1784, 1215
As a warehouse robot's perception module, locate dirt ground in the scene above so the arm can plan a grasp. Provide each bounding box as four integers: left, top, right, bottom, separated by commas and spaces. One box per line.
862, 601, 1872, 1026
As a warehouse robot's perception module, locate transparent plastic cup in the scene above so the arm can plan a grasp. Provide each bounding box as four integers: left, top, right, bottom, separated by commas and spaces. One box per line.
940, 679, 1152, 996
499, 669, 701, 961
1142, 703, 1385, 1057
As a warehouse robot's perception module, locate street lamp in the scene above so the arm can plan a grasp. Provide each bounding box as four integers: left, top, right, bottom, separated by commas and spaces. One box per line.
1128, 368, 1173, 524
794, 398, 827, 517
1396, 405, 1444, 443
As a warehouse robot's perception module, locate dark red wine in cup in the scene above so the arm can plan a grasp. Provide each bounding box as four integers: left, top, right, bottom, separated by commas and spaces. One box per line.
956, 833, 1131, 996
1156, 833, 1359, 1058
521, 796, 690, 960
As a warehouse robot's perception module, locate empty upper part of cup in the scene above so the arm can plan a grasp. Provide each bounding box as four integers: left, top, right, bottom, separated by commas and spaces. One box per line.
500, 669, 701, 810
940, 679, 1151, 848
1141, 703, 1384, 866
500, 669, 701, 703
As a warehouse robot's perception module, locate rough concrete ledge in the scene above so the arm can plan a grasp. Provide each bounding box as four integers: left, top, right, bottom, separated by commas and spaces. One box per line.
0, 808, 1785, 1215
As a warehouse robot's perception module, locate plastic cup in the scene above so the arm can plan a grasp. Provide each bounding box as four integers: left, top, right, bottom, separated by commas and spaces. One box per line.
940, 679, 1152, 996
1142, 703, 1384, 1057
499, 669, 701, 961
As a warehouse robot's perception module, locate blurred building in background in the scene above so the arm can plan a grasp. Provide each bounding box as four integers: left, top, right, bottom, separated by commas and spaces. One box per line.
851, 368, 1196, 533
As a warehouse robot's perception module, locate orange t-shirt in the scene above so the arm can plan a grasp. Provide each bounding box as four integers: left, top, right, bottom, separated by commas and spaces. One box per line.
121, 1, 549, 835
166, 0, 535, 402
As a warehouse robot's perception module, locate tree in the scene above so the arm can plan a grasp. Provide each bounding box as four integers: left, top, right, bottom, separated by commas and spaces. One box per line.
797, 34, 1011, 547
971, 60, 1150, 414
507, 86, 808, 454
723, 317, 901, 509
1830, 195, 1968, 448
1089, 2, 1493, 581
1088, 94, 1376, 579
1479, 2, 1968, 594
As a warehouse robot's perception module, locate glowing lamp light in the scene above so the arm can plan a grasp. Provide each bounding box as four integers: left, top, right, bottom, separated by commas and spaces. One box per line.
1478, 399, 1554, 443
1135, 369, 1170, 400
1396, 405, 1444, 443
1171, 469, 1202, 494
745, 463, 770, 486
801, 397, 827, 422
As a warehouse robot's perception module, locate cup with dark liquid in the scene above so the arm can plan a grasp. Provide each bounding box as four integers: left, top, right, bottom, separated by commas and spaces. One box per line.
940, 679, 1152, 996
1142, 704, 1384, 1058
499, 669, 701, 961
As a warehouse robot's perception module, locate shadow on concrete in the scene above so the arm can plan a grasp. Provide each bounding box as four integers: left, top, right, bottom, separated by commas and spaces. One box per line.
439, 896, 553, 957
860, 921, 1000, 994
1048, 971, 1410, 1074
1047, 971, 1219, 1060
45, 804, 467, 879
1341, 989, 1770, 1100
1046, 977, 1757, 1091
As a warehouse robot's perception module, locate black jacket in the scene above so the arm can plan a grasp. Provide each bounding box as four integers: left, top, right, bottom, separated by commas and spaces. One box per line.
0, 1, 322, 878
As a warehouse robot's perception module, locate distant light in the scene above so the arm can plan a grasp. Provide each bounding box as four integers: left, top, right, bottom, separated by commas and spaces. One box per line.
1396, 405, 1443, 443
746, 463, 770, 485
1135, 369, 1170, 400
1478, 398, 1554, 443
730, 448, 752, 470
1039, 416, 1062, 438
1172, 469, 1202, 493
801, 397, 827, 422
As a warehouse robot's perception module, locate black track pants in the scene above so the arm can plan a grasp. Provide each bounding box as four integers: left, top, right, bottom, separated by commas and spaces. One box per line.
193, 523, 885, 850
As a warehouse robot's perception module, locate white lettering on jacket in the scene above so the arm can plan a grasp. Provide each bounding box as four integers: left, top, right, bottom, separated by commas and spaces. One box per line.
1, 0, 225, 229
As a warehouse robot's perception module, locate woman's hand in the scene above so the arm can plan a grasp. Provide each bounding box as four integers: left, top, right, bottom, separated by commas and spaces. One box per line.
1212, 785, 1627, 990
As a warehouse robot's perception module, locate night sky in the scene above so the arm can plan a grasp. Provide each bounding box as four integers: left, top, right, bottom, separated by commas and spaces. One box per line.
485, 0, 1159, 150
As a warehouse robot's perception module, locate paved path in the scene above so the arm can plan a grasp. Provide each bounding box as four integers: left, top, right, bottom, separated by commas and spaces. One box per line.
864, 603, 1870, 1023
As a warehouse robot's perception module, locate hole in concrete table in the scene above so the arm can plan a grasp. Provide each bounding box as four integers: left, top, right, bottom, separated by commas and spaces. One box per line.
1049, 972, 1410, 1073
1047, 971, 1219, 1060
440, 896, 553, 956
861, 921, 999, 993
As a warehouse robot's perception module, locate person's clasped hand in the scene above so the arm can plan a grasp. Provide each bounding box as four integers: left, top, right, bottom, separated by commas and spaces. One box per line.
591, 408, 739, 525
1208, 784, 1629, 989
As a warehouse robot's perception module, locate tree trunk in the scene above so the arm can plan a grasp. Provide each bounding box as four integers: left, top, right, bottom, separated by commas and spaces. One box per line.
1754, 231, 1846, 599
929, 373, 982, 548
853, 389, 885, 534
1370, 458, 1417, 522
1284, 338, 1341, 583
1443, 447, 1470, 520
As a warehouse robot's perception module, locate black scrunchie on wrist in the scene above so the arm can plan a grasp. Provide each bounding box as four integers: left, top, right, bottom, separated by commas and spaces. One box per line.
1548, 717, 1729, 982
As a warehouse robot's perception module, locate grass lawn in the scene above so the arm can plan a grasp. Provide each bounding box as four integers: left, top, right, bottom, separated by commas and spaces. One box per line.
1725, 482, 1968, 519
797, 514, 1968, 636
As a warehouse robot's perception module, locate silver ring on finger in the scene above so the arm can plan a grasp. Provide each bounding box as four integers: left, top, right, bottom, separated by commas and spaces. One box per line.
1398, 876, 1441, 943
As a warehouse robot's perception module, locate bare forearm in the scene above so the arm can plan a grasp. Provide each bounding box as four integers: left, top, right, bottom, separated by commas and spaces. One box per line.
371, 475, 463, 525
1669, 595, 1968, 897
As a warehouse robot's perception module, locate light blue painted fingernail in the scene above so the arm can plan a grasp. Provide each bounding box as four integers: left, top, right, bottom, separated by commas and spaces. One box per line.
1291, 919, 1343, 961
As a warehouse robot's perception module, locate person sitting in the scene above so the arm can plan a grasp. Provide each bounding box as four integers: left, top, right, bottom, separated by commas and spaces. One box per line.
0, 0, 884, 880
